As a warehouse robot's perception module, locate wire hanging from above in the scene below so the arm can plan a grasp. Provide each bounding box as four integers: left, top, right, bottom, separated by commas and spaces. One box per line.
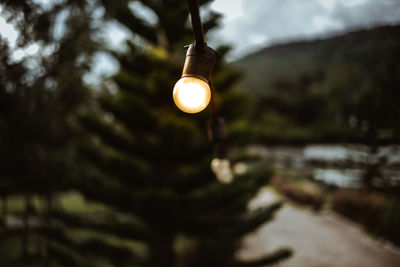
186, 0, 206, 50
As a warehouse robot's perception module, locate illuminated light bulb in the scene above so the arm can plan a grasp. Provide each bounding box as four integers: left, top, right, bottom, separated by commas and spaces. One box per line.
211, 158, 233, 184
173, 44, 218, 113
173, 77, 211, 113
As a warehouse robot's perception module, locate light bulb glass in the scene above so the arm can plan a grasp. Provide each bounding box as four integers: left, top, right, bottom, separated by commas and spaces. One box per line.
211, 158, 233, 184
173, 77, 211, 113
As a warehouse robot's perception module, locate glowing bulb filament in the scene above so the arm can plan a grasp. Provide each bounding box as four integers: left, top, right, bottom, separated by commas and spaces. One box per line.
173, 77, 211, 113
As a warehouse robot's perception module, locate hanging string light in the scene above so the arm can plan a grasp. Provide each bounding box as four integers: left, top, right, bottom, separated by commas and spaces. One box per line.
173, 0, 233, 183
173, 0, 218, 114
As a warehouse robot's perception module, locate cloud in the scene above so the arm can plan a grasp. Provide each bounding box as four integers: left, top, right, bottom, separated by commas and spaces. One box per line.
209, 0, 400, 60
211, 0, 244, 21
331, 0, 400, 27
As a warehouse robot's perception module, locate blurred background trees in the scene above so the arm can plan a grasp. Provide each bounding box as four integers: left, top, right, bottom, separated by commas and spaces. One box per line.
238, 25, 400, 146
236, 25, 400, 246
0, 0, 291, 266
1, 0, 400, 265
0, 0, 100, 265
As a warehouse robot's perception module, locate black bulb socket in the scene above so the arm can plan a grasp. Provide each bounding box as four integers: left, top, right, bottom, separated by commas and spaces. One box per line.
181, 43, 218, 83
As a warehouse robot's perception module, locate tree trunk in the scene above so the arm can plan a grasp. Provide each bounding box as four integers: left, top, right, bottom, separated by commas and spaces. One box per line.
150, 236, 175, 267
1, 195, 7, 229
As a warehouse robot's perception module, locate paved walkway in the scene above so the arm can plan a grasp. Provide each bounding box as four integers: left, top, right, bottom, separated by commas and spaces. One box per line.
238, 187, 400, 267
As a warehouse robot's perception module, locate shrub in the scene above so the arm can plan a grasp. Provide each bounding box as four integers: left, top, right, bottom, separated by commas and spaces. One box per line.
272, 175, 324, 211
332, 189, 400, 246
332, 189, 384, 229
380, 197, 400, 245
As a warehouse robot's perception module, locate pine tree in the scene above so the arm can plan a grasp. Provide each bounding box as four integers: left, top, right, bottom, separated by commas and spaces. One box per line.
70, 0, 292, 266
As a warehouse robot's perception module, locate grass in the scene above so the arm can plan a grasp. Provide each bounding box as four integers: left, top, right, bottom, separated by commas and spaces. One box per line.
1, 191, 109, 215
0, 192, 147, 265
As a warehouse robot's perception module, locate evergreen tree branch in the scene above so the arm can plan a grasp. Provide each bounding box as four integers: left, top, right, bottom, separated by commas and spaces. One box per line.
232, 248, 293, 267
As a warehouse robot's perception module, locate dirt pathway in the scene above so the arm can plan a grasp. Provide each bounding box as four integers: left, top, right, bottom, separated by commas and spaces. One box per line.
238, 187, 400, 267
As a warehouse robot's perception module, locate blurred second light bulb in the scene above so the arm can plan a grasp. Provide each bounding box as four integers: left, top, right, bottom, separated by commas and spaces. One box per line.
211, 158, 233, 184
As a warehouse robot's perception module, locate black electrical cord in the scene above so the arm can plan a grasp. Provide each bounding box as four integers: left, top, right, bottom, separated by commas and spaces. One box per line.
186, 1, 219, 120
208, 79, 218, 120
186, 0, 227, 159
186, 0, 206, 51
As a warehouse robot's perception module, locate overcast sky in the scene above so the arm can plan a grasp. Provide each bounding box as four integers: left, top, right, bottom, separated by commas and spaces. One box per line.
1, 0, 400, 82
209, 0, 400, 59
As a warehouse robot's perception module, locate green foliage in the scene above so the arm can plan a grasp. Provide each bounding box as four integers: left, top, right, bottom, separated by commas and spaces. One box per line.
380, 197, 400, 245
1, 1, 292, 266
237, 25, 400, 145
74, 1, 291, 266
0, 0, 101, 266
271, 174, 325, 211
332, 189, 400, 246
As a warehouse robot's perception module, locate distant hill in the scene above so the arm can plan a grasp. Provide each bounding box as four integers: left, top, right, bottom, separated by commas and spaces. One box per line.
232, 25, 400, 145
235, 25, 400, 96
